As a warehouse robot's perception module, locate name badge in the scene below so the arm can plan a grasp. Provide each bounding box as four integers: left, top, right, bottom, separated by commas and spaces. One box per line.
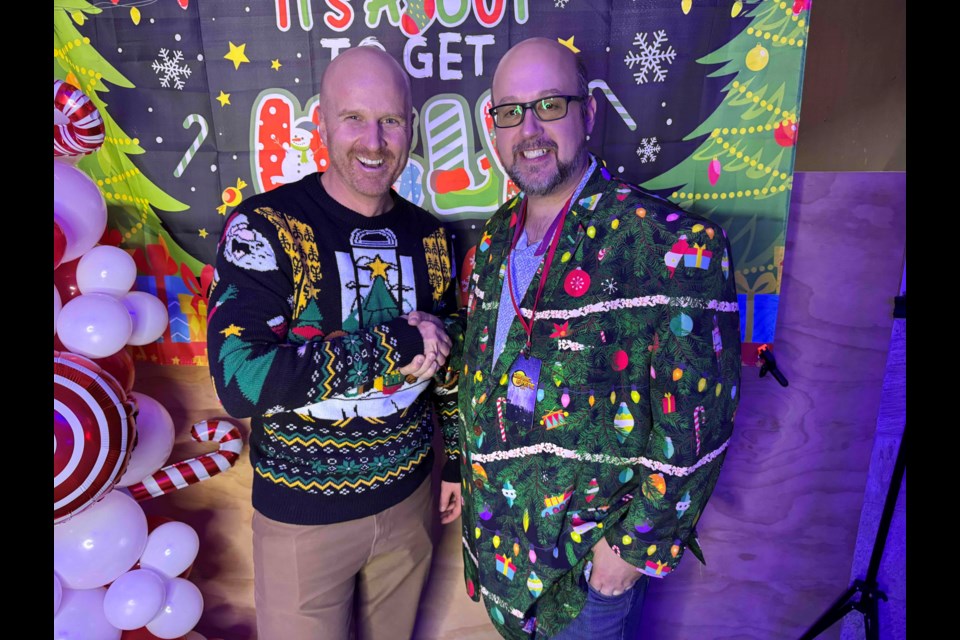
505, 353, 541, 431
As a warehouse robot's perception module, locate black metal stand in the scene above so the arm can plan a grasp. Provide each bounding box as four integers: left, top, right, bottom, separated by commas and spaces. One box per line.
798, 428, 905, 640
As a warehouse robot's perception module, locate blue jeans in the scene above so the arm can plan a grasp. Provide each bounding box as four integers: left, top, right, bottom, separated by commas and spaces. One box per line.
545, 574, 649, 640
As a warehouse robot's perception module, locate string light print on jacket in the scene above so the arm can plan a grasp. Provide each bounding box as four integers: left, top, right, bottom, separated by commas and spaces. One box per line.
335, 228, 418, 332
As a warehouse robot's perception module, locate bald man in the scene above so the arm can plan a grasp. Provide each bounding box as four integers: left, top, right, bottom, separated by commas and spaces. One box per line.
207, 47, 462, 640
451, 38, 741, 639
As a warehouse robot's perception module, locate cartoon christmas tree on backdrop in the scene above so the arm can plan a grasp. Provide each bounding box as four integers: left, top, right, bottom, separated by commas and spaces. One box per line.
644, 0, 810, 356
54, 0, 202, 273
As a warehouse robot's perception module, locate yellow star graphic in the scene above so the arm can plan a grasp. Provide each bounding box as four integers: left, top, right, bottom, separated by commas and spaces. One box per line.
364, 256, 393, 279
199, 228, 209, 238
224, 42, 250, 70
221, 324, 244, 338
216, 90, 231, 107
558, 36, 580, 54
271, 59, 282, 71
171, 356, 181, 365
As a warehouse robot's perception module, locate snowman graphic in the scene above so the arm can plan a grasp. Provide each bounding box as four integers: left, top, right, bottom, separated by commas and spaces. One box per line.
271, 121, 318, 186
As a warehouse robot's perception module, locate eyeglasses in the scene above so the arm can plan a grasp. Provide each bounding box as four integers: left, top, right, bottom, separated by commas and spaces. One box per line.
488, 95, 584, 129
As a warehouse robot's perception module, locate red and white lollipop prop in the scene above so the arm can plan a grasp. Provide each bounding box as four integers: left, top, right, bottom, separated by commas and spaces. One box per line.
54, 79, 105, 157
54, 351, 137, 524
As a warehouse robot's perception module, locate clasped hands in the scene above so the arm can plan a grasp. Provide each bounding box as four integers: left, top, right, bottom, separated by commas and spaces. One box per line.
398, 311, 453, 381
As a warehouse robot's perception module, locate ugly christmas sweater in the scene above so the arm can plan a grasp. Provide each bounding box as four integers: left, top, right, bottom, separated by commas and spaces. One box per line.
207, 173, 460, 525
452, 160, 741, 639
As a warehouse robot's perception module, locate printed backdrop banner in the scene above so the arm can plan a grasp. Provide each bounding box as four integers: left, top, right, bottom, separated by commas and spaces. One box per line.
53, 0, 810, 366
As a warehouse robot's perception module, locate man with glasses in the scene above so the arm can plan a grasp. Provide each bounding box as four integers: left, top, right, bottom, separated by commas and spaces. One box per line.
450, 38, 741, 639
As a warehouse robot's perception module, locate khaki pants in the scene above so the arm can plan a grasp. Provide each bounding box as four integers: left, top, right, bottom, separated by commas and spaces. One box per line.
252, 479, 433, 640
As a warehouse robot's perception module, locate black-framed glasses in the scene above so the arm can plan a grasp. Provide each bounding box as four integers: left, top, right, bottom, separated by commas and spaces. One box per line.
488, 95, 584, 129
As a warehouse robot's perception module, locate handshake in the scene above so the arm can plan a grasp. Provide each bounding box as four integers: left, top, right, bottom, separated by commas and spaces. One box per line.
398, 311, 454, 381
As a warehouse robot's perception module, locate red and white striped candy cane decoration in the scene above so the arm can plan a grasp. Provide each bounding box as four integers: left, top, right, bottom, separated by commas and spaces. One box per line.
129, 419, 243, 501
693, 405, 705, 456
54, 79, 105, 157
496, 397, 507, 442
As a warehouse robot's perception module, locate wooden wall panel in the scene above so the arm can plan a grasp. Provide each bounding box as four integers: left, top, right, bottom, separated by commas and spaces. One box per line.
132, 171, 906, 639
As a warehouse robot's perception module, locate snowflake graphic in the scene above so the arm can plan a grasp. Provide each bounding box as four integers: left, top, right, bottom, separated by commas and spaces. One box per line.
636, 137, 661, 163
602, 278, 618, 295
555, 0, 570, 7
624, 30, 677, 84
152, 48, 192, 90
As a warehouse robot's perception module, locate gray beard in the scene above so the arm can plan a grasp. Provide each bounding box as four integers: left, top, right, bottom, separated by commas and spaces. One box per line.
507, 141, 589, 197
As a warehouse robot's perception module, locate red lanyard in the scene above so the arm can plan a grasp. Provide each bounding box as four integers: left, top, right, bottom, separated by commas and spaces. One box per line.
506, 195, 573, 352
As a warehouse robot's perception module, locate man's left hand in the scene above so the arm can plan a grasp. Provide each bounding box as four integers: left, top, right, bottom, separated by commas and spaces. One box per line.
589, 537, 641, 596
439, 480, 462, 525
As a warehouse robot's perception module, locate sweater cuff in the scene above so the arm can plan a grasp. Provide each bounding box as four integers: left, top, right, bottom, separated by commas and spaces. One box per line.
441, 457, 462, 483
384, 317, 424, 369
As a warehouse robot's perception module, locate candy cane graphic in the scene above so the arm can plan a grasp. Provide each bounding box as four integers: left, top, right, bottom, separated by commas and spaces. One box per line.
589, 80, 637, 131
54, 80, 105, 157
693, 406, 704, 456
129, 419, 242, 501
173, 114, 209, 177
496, 397, 507, 442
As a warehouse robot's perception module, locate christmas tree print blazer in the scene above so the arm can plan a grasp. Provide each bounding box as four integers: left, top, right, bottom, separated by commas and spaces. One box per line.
451, 160, 742, 638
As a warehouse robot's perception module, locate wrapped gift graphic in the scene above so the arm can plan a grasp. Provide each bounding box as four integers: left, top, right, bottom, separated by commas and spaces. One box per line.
664, 237, 690, 277
495, 554, 517, 580
736, 268, 781, 344
178, 294, 208, 343
662, 392, 677, 415
539, 409, 568, 430
642, 560, 673, 577
683, 243, 713, 269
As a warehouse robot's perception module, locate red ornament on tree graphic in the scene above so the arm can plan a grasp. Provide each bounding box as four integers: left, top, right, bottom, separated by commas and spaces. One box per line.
774, 120, 798, 147
564, 268, 591, 297
612, 350, 629, 371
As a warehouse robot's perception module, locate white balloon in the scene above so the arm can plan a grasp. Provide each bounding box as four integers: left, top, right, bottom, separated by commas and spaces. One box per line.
54, 285, 63, 335
122, 292, 170, 346
53, 490, 149, 590
54, 573, 63, 615
146, 578, 204, 639
140, 521, 200, 578
77, 245, 137, 297
116, 392, 176, 487
185, 632, 208, 640
54, 587, 121, 640
54, 159, 108, 263
57, 293, 134, 359
103, 569, 167, 630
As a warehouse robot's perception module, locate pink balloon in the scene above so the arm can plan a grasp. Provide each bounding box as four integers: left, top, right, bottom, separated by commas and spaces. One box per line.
54, 587, 120, 640
54, 159, 107, 263
104, 569, 167, 630
53, 490, 149, 590
116, 393, 175, 488
54, 573, 63, 615
139, 522, 200, 578
145, 578, 203, 640
58, 293, 134, 359
78, 245, 137, 297
122, 292, 169, 346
